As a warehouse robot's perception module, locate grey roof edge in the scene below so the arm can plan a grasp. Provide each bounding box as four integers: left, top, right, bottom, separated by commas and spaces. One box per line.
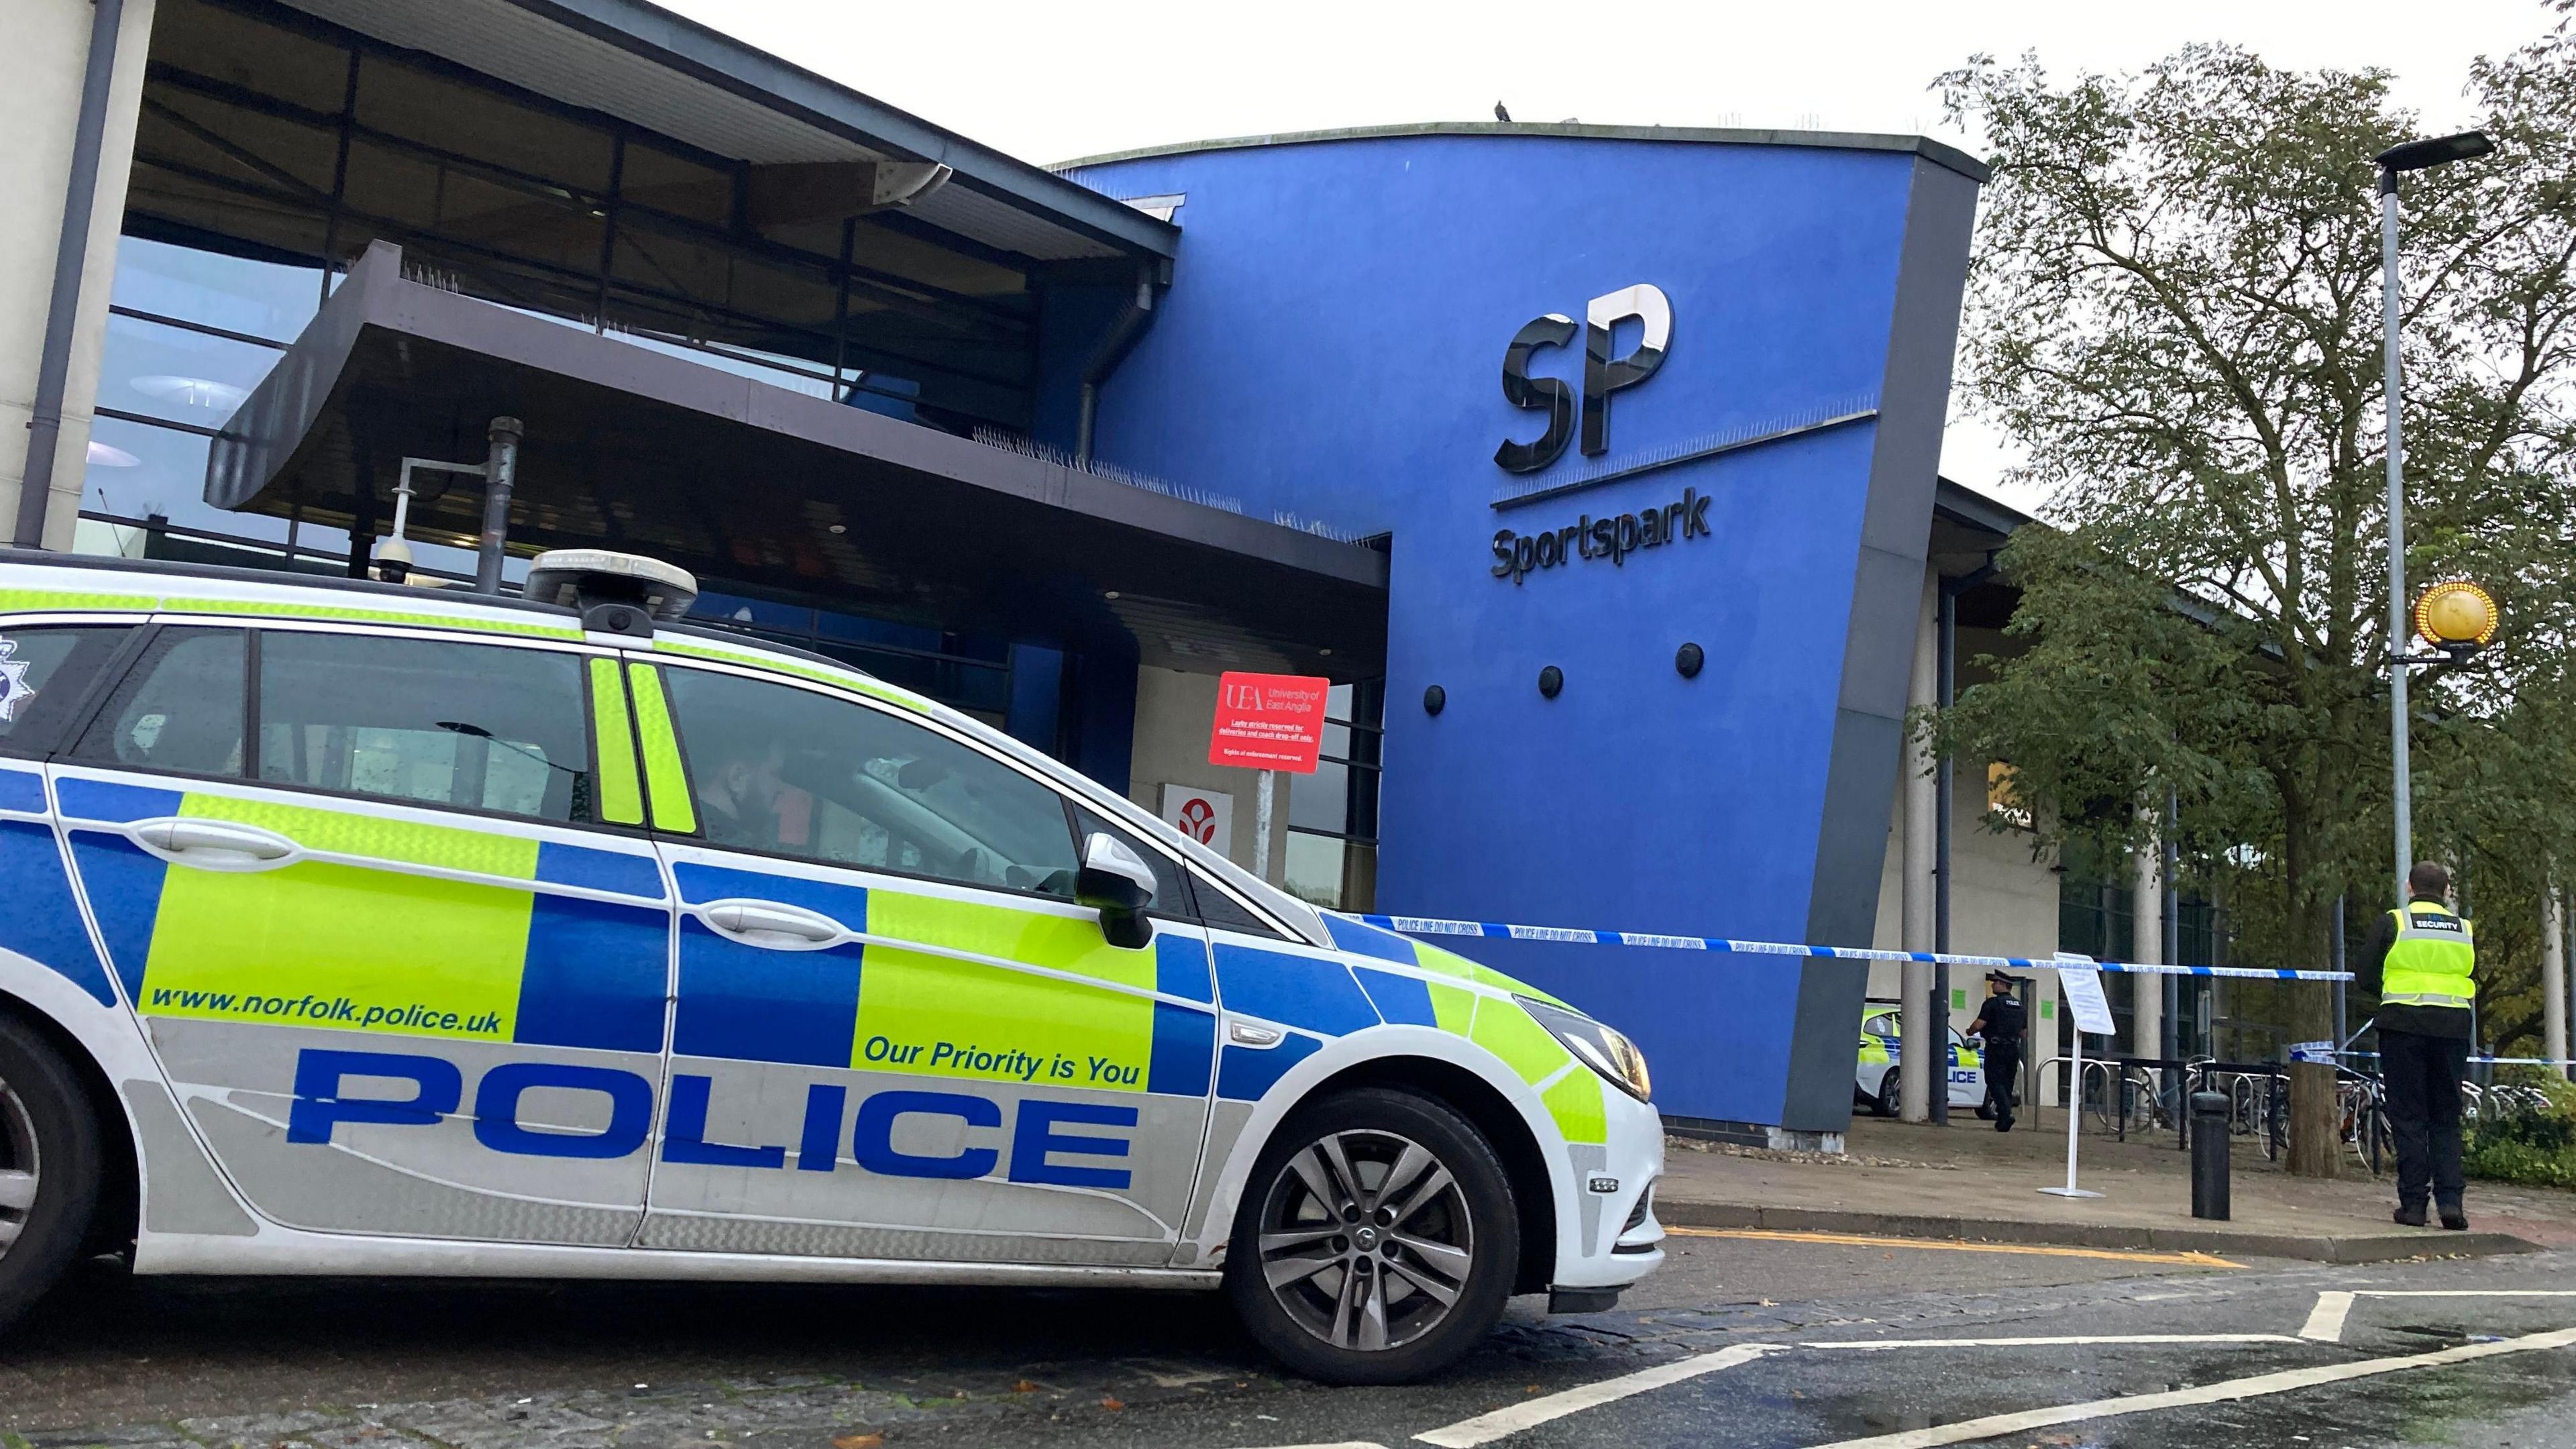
1933, 476, 2035, 538
504, 0, 1179, 260
1051, 121, 1991, 185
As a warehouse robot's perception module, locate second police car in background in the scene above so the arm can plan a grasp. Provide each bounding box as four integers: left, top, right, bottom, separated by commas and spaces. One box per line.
0, 548, 1663, 1383
1855, 1000, 1988, 1118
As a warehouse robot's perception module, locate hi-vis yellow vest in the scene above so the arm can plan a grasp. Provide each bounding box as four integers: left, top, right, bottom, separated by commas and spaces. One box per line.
2383, 901, 2475, 1011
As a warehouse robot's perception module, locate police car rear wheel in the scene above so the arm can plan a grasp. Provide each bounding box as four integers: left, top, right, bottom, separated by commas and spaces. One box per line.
1226, 1087, 1518, 1384
0, 1016, 102, 1334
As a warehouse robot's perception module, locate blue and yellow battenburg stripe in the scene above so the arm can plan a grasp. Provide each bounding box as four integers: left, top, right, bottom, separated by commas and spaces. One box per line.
17, 741, 1600, 1148
56, 777, 672, 1052
0, 765, 121, 1008
1318, 914, 1603, 1144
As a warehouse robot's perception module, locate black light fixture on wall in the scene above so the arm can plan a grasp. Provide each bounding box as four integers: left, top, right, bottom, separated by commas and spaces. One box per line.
1538, 665, 1564, 699
1676, 641, 1705, 678
1423, 684, 1446, 716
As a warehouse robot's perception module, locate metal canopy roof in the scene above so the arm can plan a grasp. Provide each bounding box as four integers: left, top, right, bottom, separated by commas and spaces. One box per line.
273, 0, 1179, 264
1055, 120, 1992, 185
205, 244, 1386, 678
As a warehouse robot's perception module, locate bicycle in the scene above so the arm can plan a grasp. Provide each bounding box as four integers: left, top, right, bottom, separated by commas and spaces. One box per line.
2337, 1068, 2389, 1177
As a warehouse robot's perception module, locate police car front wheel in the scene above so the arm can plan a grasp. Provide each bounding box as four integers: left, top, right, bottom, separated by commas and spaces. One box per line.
1226, 1087, 1519, 1384
0, 1014, 104, 1336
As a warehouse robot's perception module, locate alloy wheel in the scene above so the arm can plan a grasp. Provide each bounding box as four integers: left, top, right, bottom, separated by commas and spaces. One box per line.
0, 1072, 37, 1259
1254, 1128, 1474, 1352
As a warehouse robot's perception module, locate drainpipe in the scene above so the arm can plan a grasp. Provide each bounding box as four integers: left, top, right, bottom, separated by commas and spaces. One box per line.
15, 0, 127, 548
1073, 272, 1158, 466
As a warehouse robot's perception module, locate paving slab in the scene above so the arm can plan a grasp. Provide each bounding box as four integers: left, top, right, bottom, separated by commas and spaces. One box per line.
1653, 1115, 2576, 1263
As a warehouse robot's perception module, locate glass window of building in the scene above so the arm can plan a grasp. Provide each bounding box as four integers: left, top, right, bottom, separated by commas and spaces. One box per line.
92, 0, 1042, 576
1283, 680, 1381, 911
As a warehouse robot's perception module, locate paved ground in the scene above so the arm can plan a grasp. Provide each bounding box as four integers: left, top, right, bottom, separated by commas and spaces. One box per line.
1660, 1116, 2576, 1255
7, 1225, 2573, 1448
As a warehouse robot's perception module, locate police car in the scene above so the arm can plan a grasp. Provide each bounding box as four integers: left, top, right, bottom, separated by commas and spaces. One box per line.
1854, 1000, 1988, 1118
0, 547, 1662, 1383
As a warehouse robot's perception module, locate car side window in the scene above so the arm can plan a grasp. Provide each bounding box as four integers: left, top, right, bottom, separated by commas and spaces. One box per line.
254, 631, 596, 823
659, 665, 1081, 896
1190, 867, 1289, 938
0, 624, 138, 757
1863, 1013, 1898, 1037
70, 627, 247, 778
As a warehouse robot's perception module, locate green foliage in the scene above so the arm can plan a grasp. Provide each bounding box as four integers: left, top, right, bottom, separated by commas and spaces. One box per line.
1929, 11, 2576, 1057
2465, 1075, 2576, 1187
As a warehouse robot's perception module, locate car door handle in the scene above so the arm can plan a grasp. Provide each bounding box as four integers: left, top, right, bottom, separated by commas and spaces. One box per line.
133, 818, 297, 864
702, 900, 843, 945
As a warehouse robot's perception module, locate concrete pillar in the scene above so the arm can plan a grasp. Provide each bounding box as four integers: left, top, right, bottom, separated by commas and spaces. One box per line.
2545, 882, 2568, 1081
2130, 818, 2163, 1063
1898, 569, 1937, 1122
1, 0, 156, 549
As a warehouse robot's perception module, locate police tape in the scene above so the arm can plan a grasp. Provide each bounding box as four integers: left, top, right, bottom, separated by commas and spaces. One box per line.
1354, 914, 2355, 982
2339, 1051, 2576, 1067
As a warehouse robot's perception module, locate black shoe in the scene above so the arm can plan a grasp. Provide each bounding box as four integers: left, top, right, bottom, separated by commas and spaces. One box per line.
2395, 1203, 2428, 1228
2438, 1204, 2469, 1231
1996, 1118, 2013, 1133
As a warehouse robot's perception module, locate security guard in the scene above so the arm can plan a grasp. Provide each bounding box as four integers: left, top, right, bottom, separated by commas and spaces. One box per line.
2365, 861, 2477, 1230
1968, 970, 2025, 1132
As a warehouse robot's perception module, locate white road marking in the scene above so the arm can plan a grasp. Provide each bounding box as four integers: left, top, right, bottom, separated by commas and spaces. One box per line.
1800, 1324, 2576, 1449
1804, 1334, 2302, 1350
2300, 1292, 2356, 1342
2299, 1289, 2576, 1342
1411, 1344, 1782, 1446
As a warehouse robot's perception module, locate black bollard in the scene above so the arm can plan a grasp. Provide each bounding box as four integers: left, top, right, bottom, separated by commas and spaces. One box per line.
2190, 1091, 2231, 1221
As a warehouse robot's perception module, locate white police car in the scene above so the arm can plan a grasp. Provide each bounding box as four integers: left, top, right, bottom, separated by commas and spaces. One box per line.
1854, 1000, 1988, 1118
0, 547, 1662, 1383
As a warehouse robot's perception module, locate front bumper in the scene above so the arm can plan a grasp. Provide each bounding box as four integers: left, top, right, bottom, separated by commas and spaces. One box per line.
1553, 1079, 1665, 1292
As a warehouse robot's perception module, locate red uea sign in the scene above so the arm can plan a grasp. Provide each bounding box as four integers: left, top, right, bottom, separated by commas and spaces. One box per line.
1208, 672, 1332, 774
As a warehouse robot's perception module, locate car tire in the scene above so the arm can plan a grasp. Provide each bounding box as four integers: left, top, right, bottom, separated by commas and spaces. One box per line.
1226, 1086, 1519, 1385
0, 1015, 103, 1335
1873, 1071, 1899, 1119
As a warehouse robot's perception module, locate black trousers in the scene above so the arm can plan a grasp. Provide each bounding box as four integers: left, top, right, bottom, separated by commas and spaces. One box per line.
2381, 1027, 2471, 1207
1982, 1038, 2022, 1122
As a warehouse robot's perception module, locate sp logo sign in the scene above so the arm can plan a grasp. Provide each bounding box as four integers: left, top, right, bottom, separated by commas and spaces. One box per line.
1495, 283, 1671, 474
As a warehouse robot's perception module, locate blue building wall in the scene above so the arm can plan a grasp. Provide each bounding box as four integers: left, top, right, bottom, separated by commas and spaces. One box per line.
1071, 129, 1978, 1130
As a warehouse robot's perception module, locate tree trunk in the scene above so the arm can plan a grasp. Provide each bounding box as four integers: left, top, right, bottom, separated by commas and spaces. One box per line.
2282, 804, 2340, 1178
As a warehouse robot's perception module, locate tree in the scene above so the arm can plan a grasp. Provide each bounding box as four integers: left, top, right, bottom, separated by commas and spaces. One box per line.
1933, 7, 2576, 1175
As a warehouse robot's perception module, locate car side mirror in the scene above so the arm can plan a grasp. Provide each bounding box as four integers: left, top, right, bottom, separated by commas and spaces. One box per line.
1077, 832, 1157, 949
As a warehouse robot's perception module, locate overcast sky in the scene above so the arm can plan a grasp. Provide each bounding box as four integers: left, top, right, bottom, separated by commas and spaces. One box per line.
662, 0, 2559, 512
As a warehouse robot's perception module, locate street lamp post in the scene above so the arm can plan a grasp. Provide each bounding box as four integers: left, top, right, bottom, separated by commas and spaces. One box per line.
2373, 130, 2491, 898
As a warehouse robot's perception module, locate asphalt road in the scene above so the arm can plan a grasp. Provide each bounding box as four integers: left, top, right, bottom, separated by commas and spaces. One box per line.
3, 1234, 2571, 1448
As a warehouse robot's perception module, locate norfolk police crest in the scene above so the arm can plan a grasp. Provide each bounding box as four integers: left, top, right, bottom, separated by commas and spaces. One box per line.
0, 637, 32, 723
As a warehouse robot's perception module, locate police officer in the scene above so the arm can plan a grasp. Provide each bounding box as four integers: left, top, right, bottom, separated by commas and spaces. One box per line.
1968, 970, 2026, 1132
2364, 861, 2477, 1230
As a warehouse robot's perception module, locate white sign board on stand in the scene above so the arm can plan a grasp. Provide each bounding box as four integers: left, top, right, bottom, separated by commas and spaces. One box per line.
2057, 961, 2116, 1036
2042, 953, 2113, 1200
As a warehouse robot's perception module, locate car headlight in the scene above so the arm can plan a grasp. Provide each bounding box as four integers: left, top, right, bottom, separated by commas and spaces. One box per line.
1517, 997, 1652, 1103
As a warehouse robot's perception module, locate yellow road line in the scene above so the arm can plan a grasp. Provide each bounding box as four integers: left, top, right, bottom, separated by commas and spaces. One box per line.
1662, 1225, 2242, 1268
